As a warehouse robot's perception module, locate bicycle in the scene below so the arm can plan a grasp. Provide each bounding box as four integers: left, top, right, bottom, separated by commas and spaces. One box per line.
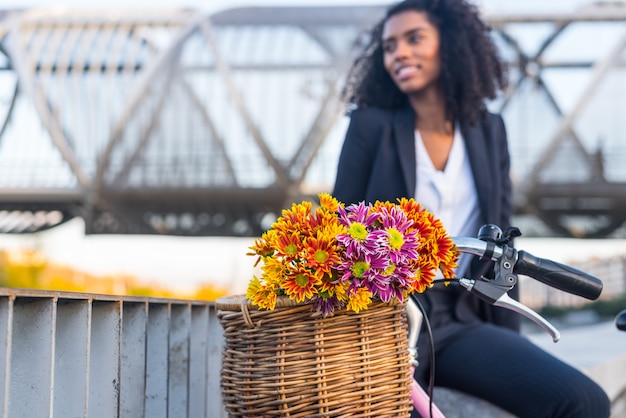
406, 224, 604, 418
617, 309, 626, 331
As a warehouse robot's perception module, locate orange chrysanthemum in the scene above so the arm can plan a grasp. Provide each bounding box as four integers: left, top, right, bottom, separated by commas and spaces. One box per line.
274, 232, 303, 261
304, 235, 341, 278
318, 192, 341, 213
247, 229, 278, 265
273, 201, 314, 236
282, 265, 322, 303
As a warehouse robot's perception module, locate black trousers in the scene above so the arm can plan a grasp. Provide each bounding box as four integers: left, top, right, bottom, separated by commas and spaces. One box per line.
412, 322, 611, 418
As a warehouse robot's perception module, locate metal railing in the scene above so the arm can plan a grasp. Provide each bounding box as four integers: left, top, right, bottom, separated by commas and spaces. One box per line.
0, 287, 226, 418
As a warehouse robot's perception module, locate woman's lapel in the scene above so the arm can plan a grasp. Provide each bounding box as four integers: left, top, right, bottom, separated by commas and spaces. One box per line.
393, 105, 417, 197
461, 120, 493, 224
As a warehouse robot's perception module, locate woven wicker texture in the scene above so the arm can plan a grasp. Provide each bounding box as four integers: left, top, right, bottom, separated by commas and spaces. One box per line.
216, 295, 412, 417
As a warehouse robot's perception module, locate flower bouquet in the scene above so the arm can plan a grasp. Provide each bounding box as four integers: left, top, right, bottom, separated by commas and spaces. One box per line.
246, 192, 458, 314
218, 193, 459, 417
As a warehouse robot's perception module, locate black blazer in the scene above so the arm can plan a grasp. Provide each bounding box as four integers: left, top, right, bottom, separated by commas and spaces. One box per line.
332, 104, 519, 332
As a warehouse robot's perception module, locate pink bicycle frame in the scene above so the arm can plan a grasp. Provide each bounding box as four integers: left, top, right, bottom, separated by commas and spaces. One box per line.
410, 366, 446, 418
407, 298, 446, 418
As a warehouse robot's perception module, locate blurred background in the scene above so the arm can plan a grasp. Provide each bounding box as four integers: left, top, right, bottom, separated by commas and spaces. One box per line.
0, 0, 625, 321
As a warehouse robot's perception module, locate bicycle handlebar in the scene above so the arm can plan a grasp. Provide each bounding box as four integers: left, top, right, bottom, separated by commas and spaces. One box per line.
452, 236, 603, 300
441, 230, 606, 342
514, 250, 602, 300
408, 228, 607, 345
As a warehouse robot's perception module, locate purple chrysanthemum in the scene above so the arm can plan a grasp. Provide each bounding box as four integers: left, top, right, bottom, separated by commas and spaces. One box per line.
377, 281, 405, 303
311, 295, 345, 316
376, 206, 420, 264
336, 251, 389, 282
331, 200, 445, 307
336, 203, 382, 257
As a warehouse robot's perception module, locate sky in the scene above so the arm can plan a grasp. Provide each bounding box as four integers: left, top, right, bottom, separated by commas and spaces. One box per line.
1, 0, 625, 295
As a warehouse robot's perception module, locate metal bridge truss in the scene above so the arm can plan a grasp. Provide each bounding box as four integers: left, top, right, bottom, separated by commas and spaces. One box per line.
0, 3, 625, 237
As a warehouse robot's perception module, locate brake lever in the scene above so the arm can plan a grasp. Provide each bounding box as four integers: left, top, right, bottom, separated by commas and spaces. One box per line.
494, 293, 560, 342
456, 226, 561, 342
459, 278, 561, 343
456, 242, 518, 305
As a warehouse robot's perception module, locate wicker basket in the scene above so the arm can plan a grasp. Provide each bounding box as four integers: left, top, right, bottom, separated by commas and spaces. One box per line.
216, 295, 412, 417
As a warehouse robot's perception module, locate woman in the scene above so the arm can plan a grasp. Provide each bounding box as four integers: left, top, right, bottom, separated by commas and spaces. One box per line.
333, 0, 611, 416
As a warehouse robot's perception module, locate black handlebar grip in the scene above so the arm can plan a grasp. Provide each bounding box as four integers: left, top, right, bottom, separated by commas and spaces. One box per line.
616, 309, 626, 331
514, 250, 603, 300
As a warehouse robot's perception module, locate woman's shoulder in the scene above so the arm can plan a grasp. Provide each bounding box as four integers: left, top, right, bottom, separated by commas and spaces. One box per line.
348, 105, 398, 123
475, 111, 508, 151
342, 105, 404, 148
481, 110, 505, 125
475, 110, 507, 137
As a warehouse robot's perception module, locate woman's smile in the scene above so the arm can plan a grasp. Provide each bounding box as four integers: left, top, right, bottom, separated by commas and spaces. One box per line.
395, 65, 420, 80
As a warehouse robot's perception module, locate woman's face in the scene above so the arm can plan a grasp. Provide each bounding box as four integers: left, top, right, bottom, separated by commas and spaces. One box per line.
381, 10, 442, 97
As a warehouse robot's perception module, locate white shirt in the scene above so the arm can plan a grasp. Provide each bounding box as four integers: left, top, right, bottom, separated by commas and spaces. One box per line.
414, 126, 480, 277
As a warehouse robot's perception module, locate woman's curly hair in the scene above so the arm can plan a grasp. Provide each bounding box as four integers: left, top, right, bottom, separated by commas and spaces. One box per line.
342, 0, 507, 125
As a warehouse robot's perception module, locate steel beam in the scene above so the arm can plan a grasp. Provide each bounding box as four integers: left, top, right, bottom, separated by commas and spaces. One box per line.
1, 5, 626, 237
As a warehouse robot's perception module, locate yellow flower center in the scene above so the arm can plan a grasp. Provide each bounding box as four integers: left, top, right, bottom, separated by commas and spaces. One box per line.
295, 273, 310, 287
351, 261, 369, 278
384, 263, 396, 276
314, 249, 329, 263
348, 222, 368, 241
387, 227, 404, 250
285, 243, 298, 256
